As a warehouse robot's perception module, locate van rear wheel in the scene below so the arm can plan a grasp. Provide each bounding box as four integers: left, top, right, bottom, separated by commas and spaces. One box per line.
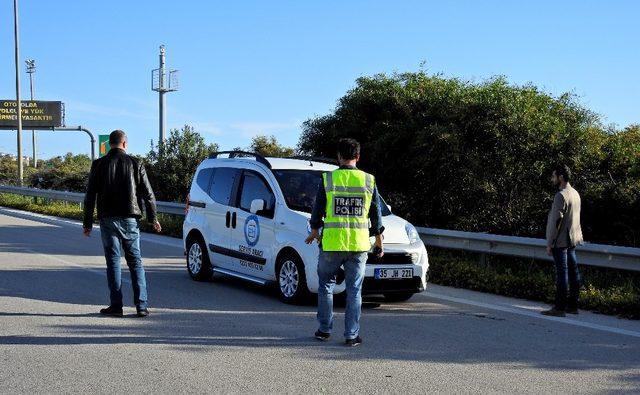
277, 253, 309, 304
186, 237, 212, 281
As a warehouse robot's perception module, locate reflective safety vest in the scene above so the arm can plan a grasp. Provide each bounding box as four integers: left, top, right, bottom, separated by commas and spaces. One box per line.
321, 168, 375, 252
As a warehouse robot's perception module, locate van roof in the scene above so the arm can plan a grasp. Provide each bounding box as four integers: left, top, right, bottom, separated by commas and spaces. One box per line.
267, 157, 338, 171
202, 156, 338, 172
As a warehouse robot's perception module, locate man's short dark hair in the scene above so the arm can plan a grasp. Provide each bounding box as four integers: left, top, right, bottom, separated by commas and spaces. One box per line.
337, 138, 360, 160
553, 164, 571, 182
109, 130, 126, 146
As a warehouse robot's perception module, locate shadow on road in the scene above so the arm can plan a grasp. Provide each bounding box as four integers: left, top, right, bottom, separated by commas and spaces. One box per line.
1, 265, 640, 375
2, 208, 640, 379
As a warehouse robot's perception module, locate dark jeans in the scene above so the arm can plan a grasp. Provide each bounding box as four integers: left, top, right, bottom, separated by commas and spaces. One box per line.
552, 247, 581, 311
317, 250, 368, 339
99, 217, 148, 309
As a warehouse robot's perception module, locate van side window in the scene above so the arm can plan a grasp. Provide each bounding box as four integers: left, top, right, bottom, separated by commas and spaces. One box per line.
196, 168, 214, 192
239, 171, 275, 218
209, 167, 239, 206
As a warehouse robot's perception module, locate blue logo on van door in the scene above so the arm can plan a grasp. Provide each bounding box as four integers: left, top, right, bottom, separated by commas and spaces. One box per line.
244, 215, 260, 246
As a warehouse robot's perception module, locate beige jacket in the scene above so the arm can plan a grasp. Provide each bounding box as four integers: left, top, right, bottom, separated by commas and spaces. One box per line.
546, 183, 583, 248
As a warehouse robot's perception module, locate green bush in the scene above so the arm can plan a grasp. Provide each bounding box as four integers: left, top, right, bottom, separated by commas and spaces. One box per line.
145, 125, 219, 203
299, 72, 640, 247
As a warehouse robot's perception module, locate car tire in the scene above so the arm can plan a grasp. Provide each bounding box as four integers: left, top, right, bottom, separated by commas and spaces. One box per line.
276, 252, 310, 304
186, 236, 212, 281
383, 292, 414, 303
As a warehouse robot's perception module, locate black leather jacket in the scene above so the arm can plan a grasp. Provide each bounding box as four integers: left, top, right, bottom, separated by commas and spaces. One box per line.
83, 148, 157, 228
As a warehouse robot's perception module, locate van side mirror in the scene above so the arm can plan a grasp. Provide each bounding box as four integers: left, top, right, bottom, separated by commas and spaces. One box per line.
250, 199, 266, 214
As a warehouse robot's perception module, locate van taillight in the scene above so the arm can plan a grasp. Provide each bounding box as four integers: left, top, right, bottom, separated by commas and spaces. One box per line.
185, 194, 190, 214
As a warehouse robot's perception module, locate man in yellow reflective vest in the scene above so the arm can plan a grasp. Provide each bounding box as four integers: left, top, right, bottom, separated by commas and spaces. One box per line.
305, 138, 384, 347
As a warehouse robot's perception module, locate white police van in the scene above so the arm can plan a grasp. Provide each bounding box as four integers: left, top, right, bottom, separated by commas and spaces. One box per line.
183, 151, 429, 303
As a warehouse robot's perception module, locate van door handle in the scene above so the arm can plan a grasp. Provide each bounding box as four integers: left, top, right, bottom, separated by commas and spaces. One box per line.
231, 212, 237, 228
225, 211, 231, 228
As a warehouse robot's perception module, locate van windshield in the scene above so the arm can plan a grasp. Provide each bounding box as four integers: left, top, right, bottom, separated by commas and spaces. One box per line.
272, 169, 392, 216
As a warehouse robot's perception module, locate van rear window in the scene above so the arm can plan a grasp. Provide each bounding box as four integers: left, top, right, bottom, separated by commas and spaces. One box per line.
196, 168, 214, 192
209, 167, 239, 206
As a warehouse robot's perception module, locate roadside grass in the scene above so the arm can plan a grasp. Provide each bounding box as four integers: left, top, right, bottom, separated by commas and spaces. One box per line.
429, 249, 640, 319
2, 192, 639, 319
0, 192, 184, 238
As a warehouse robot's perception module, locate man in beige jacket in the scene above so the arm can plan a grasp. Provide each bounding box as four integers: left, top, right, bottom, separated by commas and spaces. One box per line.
542, 164, 584, 317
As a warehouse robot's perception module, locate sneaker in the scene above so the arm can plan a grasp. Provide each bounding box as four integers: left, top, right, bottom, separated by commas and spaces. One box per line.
345, 336, 363, 347
566, 308, 579, 315
100, 306, 123, 317
315, 330, 330, 341
541, 308, 566, 317
136, 308, 149, 318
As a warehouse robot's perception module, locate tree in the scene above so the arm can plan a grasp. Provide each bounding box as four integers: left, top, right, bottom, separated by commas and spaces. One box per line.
27, 153, 92, 191
299, 72, 639, 246
145, 125, 219, 202
249, 135, 295, 157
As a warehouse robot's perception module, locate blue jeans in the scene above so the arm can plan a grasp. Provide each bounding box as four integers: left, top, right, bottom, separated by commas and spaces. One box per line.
99, 217, 148, 309
552, 247, 581, 311
317, 250, 367, 339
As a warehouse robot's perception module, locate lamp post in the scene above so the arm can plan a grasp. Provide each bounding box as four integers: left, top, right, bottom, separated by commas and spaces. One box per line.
13, 0, 23, 184
26, 59, 37, 168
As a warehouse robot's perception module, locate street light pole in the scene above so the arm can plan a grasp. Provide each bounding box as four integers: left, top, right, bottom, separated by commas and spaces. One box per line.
26, 59, 36, 168
13, 0, 23, 184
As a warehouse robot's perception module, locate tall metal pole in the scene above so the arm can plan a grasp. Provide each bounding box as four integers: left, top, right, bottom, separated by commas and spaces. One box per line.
26, 59, 36, 168
158, 45, 166, 150
13, 0, 23, 185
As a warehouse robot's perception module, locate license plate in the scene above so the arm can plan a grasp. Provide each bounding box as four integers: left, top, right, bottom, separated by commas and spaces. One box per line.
374, 268, 413, 280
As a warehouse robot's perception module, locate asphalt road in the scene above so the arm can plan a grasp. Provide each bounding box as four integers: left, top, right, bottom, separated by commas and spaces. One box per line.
1, 207, 639, 394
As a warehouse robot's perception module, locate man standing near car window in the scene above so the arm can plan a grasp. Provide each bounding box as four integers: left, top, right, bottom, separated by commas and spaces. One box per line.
305, 138, 384, 347
542, 164, 583, 317
83, 130, 162, 318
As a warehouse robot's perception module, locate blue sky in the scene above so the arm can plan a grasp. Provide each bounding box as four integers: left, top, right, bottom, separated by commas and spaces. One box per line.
1, 1, 638, 159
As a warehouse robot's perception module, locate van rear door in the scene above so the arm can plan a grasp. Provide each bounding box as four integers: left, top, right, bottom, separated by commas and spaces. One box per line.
204, 166, 241, 270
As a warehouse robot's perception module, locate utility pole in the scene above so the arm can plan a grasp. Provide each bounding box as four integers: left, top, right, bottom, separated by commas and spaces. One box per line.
151, 45, 178, 152
13, 0, 23, 184
158, 46, 166, 147
26, 59, 36, 168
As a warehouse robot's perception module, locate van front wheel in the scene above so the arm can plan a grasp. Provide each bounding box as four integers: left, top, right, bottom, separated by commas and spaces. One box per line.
276, 253, 309, 304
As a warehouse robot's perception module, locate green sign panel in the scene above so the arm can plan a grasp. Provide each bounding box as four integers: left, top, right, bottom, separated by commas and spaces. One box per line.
99, 135, 110, 158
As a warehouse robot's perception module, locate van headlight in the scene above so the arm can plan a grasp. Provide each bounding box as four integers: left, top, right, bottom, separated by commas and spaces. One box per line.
405, 223, 420, 244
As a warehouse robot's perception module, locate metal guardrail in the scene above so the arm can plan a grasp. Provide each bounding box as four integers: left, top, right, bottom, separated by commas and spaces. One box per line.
0, 185, 185, 216
418, 228, 640, 272
1, 185, 639, 271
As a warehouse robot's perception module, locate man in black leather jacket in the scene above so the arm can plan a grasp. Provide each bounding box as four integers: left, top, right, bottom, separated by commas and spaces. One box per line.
83, 130, 161, 317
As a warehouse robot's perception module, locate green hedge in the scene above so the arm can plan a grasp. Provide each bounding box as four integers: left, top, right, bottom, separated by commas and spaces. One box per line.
428, 249, 640, 319
0, 193, 183, 239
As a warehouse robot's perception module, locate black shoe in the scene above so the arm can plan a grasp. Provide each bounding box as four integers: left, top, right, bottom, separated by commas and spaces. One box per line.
100, 306, 123, 317
566, 308, 579, 315
541, 308, 566, 317
345, 336, 363, 347
315, 330, 330, 341
136, 308, 149, 317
